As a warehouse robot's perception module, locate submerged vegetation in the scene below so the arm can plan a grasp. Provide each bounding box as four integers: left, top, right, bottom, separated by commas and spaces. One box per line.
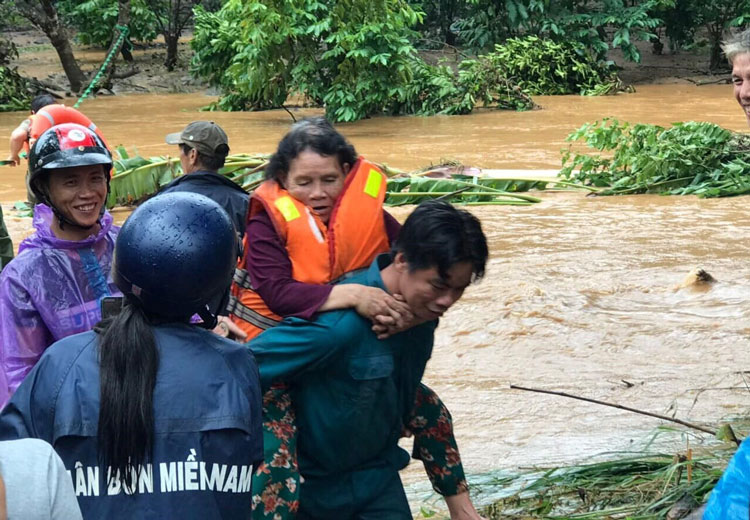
472, 418, 749, 519
190, 0, 541, 121
560, 119, 750, 197
0, 65, 31, 112
487, 37, 628, 96
106, 148, 594, 209
190, 0, 630, 122
479, 448, 729, 519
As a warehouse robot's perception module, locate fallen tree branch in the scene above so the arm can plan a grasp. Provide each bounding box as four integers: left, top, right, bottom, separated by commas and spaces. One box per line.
509, 384, 739, 444
112, 66, 140, 80
689, 77, 730, 86
26, 78, 65, 97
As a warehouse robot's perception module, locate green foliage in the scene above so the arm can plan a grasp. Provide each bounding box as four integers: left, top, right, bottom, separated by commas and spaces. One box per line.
0, 65, 31, 112
450, 0, 542, 50
0, 38, 31, 112
483, 451, 728, 519
393, 60, 474, 115
452, 0, 661, 63
191, 0, 534, 121
455, 56, 539, 109
483, 37, 624, 96
58, 0, 159, 47
190, 5, 245, 103
411, 0, 463, 45
385, 176, 542, 205
391, 57, 536, 116
650, 0, 750, 69
652, 0, 697, 52
560, 118, 750, 197
192, 0, 424, 121
0, 1, 32, 31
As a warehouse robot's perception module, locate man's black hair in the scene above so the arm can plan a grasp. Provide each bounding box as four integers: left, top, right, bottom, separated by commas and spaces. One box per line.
31, 94, 56, 113
179, 143, 227, 171
393, 200, 488, 282
266, 117, 358, 182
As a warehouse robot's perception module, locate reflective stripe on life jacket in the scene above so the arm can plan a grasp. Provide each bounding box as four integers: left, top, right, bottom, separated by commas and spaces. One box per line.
25, 105, 108, 153
228, 157, 390, 339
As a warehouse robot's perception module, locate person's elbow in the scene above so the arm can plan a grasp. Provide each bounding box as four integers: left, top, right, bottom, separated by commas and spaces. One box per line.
9, 128, 26, 145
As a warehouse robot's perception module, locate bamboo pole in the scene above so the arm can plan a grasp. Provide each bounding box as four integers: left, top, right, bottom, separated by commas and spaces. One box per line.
509, 384, 740, 444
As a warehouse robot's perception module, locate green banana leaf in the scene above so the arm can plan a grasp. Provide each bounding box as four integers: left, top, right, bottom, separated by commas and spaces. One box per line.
108, 158, 181, 207
384, 176, 541, 206
450, 174, 549, 192
107, 150, 591, 208
107, 153, 271, 207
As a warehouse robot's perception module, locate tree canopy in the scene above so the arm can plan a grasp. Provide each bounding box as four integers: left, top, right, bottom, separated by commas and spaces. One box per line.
5, 0, 750, 113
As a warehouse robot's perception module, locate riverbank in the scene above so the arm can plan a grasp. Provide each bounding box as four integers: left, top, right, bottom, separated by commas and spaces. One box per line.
8, 29, 203, 97
3, 28, 733, 100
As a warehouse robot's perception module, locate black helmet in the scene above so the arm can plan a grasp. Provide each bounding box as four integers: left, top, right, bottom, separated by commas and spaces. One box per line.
28, 123, 112, 205
113, 192, 236, 327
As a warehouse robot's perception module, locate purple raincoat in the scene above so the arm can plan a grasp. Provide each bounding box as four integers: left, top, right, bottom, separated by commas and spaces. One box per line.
0, 204, 119, 406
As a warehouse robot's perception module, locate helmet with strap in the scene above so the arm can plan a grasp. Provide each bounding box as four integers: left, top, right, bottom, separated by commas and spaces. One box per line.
28, 123, 112, 230
113, 192, 237, 327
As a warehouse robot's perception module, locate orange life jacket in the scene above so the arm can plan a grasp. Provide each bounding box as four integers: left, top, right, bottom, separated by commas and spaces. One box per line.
229, 157, 391, 339
24, 105, 108, 153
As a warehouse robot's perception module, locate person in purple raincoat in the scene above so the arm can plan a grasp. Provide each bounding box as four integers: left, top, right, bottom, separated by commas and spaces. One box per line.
0, 123, 118, 407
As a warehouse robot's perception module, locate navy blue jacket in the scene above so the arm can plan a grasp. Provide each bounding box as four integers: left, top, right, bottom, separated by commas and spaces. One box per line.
0, 324, 263, 520
159, 171, 249, 239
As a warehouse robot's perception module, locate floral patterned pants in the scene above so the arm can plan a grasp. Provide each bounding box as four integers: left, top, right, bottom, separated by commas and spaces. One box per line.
251, 383, 468, 519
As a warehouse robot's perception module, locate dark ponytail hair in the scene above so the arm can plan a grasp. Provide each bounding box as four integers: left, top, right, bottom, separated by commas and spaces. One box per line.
97, 296, 159, 491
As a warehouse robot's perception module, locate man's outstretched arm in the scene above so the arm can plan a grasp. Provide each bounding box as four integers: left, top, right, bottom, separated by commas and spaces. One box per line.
7, 121, 29, 166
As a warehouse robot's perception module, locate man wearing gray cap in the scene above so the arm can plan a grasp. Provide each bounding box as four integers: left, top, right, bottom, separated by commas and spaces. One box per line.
162, 121, 249, 239
161, 121, 250, 339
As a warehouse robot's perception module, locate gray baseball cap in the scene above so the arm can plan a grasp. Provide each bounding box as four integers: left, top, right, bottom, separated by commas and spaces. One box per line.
165, 121, 230, 158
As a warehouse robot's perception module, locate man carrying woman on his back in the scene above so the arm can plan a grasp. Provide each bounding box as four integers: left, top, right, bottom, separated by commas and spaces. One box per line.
231, 117, 484, 519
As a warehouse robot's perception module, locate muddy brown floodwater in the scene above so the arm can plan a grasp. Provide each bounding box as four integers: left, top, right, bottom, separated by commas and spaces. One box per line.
1, 84, 749, 515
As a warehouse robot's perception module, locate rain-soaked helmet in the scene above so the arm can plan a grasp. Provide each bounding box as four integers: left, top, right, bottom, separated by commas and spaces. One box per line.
28, 123, 112, 228
113, 192, 236, 327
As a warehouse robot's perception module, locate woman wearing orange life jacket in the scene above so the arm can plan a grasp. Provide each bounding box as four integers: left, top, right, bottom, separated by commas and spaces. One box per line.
230, 117, 483, 520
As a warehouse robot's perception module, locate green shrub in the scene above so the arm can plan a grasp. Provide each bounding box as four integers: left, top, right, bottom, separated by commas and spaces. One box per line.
487, 36, 624, 96
560, 118, 750, 197
58, 0, 159, 47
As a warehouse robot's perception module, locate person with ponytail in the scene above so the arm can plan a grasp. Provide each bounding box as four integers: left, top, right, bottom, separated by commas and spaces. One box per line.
0, 192, 263, 519
0, 123, 119, 407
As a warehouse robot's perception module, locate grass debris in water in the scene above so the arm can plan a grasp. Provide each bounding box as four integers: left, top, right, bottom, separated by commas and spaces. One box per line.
559, 118, 750, 197
480, 448, 732, 519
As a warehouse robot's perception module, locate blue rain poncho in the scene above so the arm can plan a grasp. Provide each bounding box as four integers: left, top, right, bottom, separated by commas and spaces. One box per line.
703, 439, 750, 519
0, 204, 119, 406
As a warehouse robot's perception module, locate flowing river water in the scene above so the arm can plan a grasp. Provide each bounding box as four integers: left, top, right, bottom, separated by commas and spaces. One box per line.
1, 84, 749, 514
